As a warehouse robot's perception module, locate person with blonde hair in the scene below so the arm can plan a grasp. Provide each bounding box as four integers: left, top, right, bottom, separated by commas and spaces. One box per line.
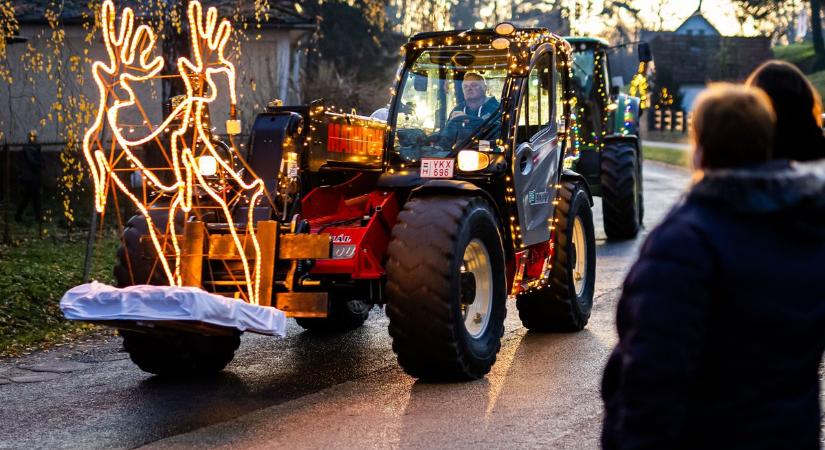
601, 83, 825, 448
450, 72, 499, 120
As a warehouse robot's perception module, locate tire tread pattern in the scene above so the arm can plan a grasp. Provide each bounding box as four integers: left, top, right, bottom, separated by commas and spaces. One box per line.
516, 181, 595, 332
386, 196, 505, 381
115, 213, 240, 376
121, 330, 240, 375
295, 300, 371, 332
601, 142, 641, 240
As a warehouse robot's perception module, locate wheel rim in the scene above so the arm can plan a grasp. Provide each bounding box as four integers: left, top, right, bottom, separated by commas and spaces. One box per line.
572, 216, 587, 296
461, 238, 493, 338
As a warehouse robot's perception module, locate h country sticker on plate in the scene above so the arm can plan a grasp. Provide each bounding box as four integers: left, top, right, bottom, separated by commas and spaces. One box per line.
420, 158, 454, 178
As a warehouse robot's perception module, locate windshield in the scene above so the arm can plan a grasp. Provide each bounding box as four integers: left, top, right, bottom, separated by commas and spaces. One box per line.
570, 47, 601, 147
392, 47, 508, 164
571, 48, 595, 100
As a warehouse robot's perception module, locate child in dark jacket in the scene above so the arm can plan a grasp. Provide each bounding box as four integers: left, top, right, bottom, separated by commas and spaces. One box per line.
601, 84, 825, 449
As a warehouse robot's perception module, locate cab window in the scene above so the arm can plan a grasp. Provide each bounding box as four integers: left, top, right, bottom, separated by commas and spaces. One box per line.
555, 54, 565, 127
518, 52, 553, 142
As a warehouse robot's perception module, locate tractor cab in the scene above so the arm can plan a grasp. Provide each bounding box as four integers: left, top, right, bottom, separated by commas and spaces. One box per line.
568, 38, 611, 154
389, 44, 507, 164
381, 28, 575, 248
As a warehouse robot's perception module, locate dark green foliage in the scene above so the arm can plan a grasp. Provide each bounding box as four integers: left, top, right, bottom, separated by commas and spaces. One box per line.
0, 228, 117, 356
734, 0, 825, 68
315, 2, 403, 82
301, 1, 404, 113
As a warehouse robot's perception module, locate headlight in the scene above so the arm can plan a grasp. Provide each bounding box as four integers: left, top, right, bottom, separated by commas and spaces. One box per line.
196, 155, 218, 176
457, 150, 490, 172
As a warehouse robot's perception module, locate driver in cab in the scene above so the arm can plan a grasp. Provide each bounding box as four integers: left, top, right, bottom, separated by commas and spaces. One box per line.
450, 73, 500, 121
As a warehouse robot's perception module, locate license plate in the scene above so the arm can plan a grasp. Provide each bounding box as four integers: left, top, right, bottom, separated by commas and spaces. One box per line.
420, 158, 454, 178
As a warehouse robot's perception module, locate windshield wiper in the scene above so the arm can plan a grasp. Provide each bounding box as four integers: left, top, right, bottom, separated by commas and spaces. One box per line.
451, 108, 502, 154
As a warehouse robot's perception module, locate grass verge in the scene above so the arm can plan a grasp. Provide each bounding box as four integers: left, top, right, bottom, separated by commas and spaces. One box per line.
0, 223, 118, 357
643, 145, 689, 168
773, 43, 825, 99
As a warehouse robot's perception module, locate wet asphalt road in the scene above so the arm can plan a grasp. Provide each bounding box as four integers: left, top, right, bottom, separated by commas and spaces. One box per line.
0, 162, 693, 449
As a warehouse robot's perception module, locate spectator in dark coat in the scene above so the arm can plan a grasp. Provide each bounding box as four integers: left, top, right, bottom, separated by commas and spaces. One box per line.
747, 60, 825, 162
601, 84, 825, 449
15, 130, 45, 223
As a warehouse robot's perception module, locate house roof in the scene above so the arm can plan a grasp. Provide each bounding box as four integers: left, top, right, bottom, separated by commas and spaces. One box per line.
14, 0, 315, 29
674, 11, 721, 36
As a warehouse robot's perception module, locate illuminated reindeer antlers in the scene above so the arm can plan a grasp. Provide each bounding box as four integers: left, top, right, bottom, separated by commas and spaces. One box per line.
188, 0, 233, 60
100, 1, 162, 74
179, 0, 238, 106
83, 0, 166, 213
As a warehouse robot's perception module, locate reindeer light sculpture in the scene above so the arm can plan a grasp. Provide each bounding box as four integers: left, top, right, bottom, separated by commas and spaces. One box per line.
83, 0, 266, 305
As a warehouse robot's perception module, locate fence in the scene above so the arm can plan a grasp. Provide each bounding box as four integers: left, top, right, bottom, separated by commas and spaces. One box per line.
649, 109, 693, 135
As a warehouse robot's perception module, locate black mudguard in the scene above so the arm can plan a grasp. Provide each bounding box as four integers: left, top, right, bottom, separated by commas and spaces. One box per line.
561, 169, 594, 206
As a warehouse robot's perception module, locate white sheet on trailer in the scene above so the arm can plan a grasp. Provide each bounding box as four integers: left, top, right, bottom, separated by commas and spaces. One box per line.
60, 281, 286, 336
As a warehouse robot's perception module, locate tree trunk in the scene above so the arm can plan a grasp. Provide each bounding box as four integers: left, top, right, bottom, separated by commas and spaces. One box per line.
812, 0, 825, 70
161, 3, 191, 106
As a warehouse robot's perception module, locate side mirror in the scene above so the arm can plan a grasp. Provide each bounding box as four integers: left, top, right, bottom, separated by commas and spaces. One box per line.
638, 42, 653, 63
413, 74, 428, 92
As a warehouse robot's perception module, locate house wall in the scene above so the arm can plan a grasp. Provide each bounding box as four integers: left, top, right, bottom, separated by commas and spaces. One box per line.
647, 34, 772, 103
0, 24, 308, 146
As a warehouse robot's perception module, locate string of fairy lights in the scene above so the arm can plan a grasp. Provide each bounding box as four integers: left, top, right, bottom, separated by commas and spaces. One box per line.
83, 0, 265, 305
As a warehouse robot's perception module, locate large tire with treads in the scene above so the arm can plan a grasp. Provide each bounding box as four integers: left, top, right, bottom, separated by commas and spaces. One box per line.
114, 210, 183, 287
120, 330, 240, 376
386, 196, 507, 381
516, 181, 596, 331
115, 211, 241, 376
295, 298, 371, 332
601, 141, 642, 240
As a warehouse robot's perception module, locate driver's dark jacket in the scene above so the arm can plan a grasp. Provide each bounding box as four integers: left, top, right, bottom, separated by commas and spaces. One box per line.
601, 159, 825, 450
451, 96, 499, 119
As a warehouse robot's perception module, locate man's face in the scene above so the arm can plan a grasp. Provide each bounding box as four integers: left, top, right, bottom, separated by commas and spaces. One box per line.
462, 77, 486, 104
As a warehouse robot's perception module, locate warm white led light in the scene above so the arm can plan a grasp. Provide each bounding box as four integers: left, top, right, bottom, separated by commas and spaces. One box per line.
196, 155, 217, 176
492, 37, 510, 50
457, 150, 490, 172
494, 22, 515, 36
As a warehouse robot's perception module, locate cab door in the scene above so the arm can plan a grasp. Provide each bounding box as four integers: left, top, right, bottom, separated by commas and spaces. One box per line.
512, 51, 563, 246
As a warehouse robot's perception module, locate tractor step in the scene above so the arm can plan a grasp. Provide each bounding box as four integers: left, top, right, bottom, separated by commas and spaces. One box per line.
141, 232, 331, 260
275, 292, 328, 318
203, 280, 248, 286
278, 234, 331, 259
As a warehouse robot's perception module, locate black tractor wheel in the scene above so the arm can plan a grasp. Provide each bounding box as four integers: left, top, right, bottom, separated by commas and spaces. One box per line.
295, 298, 372, 332
601, 142, 642, 240
516, 181, 596, 332
114, 211, 183, 287
120, 330, 240, 376
115, 212, 241, 376
386, 196, 507, 381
